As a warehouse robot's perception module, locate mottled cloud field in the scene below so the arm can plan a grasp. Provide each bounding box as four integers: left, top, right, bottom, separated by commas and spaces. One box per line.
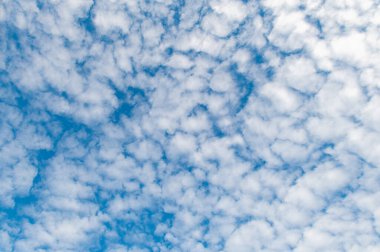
1, 0, 380, 251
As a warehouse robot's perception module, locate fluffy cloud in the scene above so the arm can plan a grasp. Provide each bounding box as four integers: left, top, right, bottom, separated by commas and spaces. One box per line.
1, 0, 379, 251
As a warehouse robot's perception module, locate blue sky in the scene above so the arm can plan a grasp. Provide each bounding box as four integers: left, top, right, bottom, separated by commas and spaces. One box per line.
1, 0, 380, 251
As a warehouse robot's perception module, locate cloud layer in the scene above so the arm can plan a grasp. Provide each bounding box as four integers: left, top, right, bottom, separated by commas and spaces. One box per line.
1, 0, 380, 251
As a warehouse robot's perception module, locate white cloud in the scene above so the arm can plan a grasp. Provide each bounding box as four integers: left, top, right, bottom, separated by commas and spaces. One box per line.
260, 83, 302, 113
225, 220, 274, 252
2, 0, 380, 251
331, 31, 370, 66
210, 70, 234, 92
166, 54, 193, 69
268, 11, 316, 51
210, 0, 247, 22
202, 13, 234, 37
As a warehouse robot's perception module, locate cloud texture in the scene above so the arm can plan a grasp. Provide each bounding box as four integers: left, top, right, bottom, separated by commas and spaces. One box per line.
1, 0, 380, 251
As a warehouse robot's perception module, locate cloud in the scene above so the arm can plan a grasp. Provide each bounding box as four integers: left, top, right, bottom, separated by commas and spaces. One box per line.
1, 0, 380, 251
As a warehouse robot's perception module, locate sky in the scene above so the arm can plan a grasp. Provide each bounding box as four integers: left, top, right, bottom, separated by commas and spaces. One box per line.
1, 0, 380, 251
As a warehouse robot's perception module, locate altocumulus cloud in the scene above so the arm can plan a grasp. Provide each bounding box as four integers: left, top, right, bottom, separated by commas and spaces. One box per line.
1, 0, 380, 251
